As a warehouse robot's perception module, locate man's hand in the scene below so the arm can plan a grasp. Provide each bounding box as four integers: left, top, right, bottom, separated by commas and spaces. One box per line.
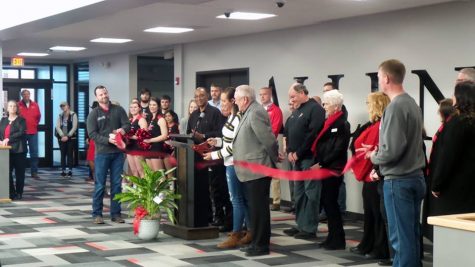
61, 136, 69, 142
369, 169, 380, 181
192, 130, 205, 142
310, 163, 321, 170
356, 144, 378, 159
432, 191, 440, 198
203, 152, 212, 161
277, 152, 285, 163
115, 128, 125, 135
207, 138, 217, 147
287, 152, 298, 163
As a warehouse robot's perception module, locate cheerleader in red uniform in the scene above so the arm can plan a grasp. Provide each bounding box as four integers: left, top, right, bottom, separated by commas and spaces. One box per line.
126, 101, 148, 177
143, 97, 168, 171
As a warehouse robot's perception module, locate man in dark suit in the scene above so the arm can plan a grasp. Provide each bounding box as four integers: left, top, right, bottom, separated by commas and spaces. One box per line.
233, 85, 279, 256
187, 87, 230, 230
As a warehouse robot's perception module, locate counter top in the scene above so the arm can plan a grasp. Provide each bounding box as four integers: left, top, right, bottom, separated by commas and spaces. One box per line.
0, 146, 12, 150
428, 213, 475, 232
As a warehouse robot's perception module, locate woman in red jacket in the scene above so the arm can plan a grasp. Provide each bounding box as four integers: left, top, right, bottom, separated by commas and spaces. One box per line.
351, 92, 390, 260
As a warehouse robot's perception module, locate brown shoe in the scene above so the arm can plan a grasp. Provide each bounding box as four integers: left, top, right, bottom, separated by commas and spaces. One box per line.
93, 216, 105, 224
238, 231, 252, 246
217, 232, 242, 249
270, 204, 280, 211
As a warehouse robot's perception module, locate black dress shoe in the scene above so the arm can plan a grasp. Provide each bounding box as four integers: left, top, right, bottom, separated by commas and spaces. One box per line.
245, 248, 270, 257
240, 245, 253, 252
365, 253, 379, 260
283, 227, 299, 236
294, 231, 316, 240
378, 259, 393, 266
350, 246, 366, 255
16, 194, 23, 200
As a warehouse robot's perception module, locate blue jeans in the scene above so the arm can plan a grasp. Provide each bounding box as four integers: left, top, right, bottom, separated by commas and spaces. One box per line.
226, 166, 249, 232
93, 152, 125, 217
384, 175, 426, 267
26, 134, 39, 174
294, 158, 322, 233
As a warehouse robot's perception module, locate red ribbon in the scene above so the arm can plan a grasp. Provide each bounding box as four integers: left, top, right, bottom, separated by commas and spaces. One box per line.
133, 206, 148, 235
234, 153, 365, 181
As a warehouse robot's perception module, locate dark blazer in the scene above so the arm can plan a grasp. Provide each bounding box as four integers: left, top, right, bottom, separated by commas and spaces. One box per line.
233, 101, 279, 182
0, 116, 27, 153
315, 114, 351, 172
430, 114, 475, 215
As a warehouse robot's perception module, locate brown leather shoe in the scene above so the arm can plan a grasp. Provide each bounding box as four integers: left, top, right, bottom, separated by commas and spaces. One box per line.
217, 232, 242, 249
270, 204, 280, 211
238, 231, 252, 246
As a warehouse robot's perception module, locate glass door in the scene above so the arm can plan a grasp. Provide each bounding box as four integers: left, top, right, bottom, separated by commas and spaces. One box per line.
3, 79, 53, 167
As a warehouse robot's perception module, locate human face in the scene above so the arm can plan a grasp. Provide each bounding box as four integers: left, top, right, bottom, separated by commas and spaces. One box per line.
61, 104, 70, 112
95, 88, 110, 104
235, 94, 247, 112
323, 101, 337, 117
377, 69, 390, 93
288, 88, 305, 108
21, 90, 31, 102
129, 103, 140, 116
189, 101, 198, 115
259, 89, 272, 105
161, 99, 170, 111
210, 86, 221, 101
141, 93, 150, 103
323, 85, 333, 92
165, 113, 174, 124
149, 100, 159, 114
194, 89, 208, 109
220, 93, 233, 117
7, 101, 18, 115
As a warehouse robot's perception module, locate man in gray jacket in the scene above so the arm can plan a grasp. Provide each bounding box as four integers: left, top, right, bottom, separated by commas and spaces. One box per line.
233, 85, 279, 257
362, 59, 426, 267
87, 85, 130, 224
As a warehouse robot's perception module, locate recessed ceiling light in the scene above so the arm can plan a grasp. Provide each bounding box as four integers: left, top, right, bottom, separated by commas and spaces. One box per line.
216, 12, 276, 20
0, 0, 105, 31
17, 52, 49, 57
90, 38, 133, 43
49, 46, 86, 51
144, 27, 194, 33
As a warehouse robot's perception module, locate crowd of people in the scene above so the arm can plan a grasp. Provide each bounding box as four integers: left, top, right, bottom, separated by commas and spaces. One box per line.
3, 60, 475, 266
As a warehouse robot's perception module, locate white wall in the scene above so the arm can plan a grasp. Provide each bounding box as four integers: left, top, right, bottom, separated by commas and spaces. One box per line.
89, 53, 137, 107
179, 1, 475, 213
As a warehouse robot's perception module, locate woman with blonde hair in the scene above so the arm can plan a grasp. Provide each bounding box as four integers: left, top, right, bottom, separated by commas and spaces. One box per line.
351, 92, 391, 260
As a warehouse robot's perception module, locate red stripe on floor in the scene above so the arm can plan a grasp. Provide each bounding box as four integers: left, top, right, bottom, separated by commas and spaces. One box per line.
42, 218, 57, 224
271, 215, 295, 222
86, 242, 108, 250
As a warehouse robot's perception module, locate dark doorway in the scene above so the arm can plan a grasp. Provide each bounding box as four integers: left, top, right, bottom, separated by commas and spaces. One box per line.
3, 78, 54, 167
196, 68, 249, 90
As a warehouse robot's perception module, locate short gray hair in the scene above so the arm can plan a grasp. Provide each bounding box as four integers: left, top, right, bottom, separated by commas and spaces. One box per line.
323, 89, 344, 110
235, 85, 256, 102
460, 68, 475, 82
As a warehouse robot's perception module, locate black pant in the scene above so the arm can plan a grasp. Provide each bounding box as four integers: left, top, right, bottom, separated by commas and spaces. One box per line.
9, 152, 27, 197
357, 181, 390, 258
321, 175, 345, 246
209, 164, 232, 224
59, 139, 74, 171
244, 177, 271, 249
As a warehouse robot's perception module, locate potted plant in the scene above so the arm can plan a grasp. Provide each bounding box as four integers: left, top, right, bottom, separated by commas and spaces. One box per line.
114, 162, 181, 240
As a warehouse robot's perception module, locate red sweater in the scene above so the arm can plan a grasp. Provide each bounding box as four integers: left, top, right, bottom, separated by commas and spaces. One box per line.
18, 100, 41, 134
352, 121, 380, 182
265, 103, 283, 137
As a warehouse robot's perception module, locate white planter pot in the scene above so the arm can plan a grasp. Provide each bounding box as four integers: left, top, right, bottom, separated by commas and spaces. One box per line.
138, 219, 160, 240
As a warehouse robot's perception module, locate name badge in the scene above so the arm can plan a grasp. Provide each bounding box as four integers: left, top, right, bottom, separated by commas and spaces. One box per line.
331, 128, 338, 133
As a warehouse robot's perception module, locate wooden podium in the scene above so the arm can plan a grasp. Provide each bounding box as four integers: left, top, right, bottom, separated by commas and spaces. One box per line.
0, 146, 12, 203
161, 134, 218, 240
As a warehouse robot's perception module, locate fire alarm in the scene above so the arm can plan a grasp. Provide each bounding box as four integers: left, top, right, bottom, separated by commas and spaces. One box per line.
175, 77, 180, 85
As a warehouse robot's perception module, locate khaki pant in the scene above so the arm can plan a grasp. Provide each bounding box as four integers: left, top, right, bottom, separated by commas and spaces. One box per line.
271, 178, 281, 204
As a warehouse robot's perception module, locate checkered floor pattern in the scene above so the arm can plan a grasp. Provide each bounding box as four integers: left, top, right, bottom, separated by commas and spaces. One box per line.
0, 167, 433, 266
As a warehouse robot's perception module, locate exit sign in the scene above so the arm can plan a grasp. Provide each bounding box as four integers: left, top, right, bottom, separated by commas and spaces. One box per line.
11, 57, 24, 66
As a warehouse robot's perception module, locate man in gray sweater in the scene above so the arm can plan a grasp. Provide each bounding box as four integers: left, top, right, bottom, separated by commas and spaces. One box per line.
361, 59, 426, 267
87, 85, 130, 224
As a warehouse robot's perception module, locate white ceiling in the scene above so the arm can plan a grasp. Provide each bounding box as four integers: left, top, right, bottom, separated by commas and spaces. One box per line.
0, 0, 463, 60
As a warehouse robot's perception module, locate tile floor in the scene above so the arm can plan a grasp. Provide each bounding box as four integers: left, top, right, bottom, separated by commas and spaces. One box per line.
0, 168, 433, 266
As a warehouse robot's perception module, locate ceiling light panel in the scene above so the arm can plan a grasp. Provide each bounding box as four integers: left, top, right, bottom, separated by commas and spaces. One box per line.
216, 12, 276, 20
90, 38, 133, 43
17, 52, 49, 57
144, 27, 194, 33
49, 46, 86, 51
